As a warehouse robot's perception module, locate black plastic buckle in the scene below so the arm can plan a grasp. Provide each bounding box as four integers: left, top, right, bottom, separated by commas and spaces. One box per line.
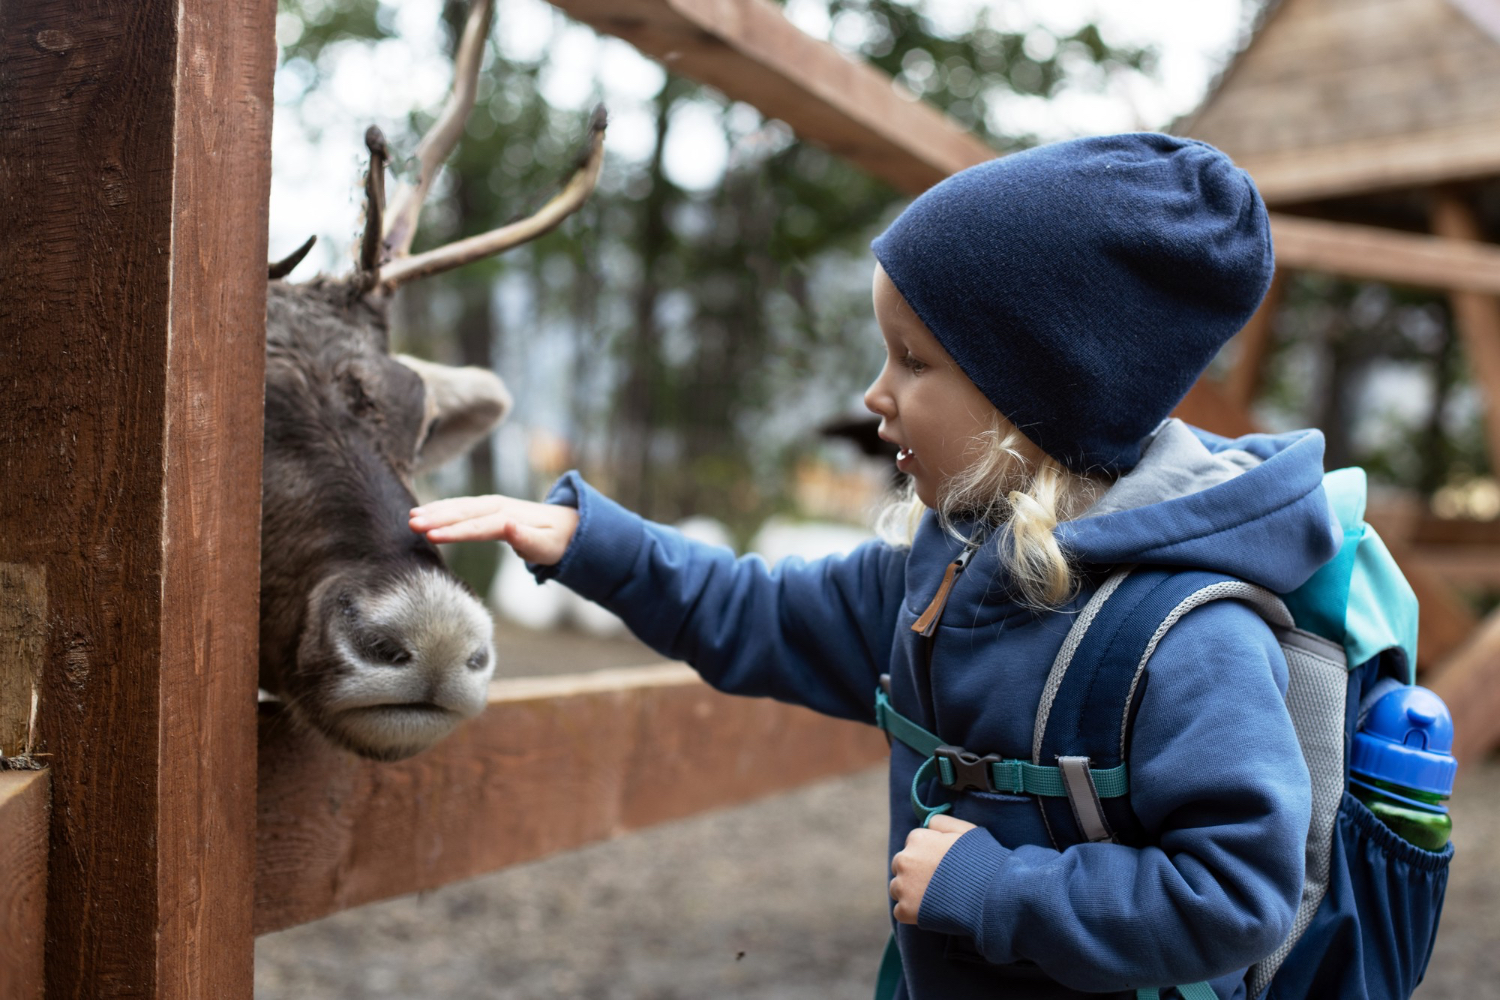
935, 745, 1001, 793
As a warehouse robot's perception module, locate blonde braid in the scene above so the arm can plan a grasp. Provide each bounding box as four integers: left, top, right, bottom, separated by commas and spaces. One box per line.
875, 413, 1112, 610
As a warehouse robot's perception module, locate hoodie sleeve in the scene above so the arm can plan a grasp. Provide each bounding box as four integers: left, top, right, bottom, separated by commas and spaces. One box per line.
529, 471, 909, 723
915, 599, 1311, 992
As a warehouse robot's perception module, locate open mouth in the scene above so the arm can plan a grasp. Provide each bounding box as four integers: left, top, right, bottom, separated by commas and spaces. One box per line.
896, 446, 916, 469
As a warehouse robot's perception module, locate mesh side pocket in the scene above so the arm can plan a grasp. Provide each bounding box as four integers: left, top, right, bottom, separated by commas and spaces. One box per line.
1266, 792, 1452, 1000
1247, 631, 1348, 996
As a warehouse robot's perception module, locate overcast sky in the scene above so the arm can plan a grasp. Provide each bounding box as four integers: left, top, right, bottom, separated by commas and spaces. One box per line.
268, 0, 1249, 273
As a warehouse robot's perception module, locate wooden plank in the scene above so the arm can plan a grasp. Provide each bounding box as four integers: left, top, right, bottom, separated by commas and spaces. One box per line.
1271, 213, 1500, 297
0, 770, 49, 1000
1429, 607, 1500, 764
1360, 509, 1476, 667
0, 1, 275, 996
1225, 270, 1287, 411
1171, 376, 1260, 438
1430, 189, 1500, 480
547, 0, 993, 193
1177, 382, 1475, 669
1232, 121, 1500, 205
0, 564, 45, 759
547, 1, 1500, 299
255, 665, 888, 934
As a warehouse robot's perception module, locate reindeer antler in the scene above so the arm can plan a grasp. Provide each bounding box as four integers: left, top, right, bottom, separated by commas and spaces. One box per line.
378, 106, 608, 290
359, 126, 390, 287
381, 0, 496, 261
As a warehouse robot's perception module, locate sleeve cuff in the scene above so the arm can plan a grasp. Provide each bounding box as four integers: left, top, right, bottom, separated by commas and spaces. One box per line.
527, 471, 647, 604
917, 826, 1013, 952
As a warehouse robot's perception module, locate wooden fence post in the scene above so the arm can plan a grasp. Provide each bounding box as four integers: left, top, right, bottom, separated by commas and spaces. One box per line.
0, 1, 275, 996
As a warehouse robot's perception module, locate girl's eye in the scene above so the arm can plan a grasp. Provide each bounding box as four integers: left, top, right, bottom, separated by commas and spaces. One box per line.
899, 351, 927, 374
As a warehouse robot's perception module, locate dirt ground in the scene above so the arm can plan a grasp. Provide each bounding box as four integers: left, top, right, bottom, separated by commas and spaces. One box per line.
254, 623, 1500, 999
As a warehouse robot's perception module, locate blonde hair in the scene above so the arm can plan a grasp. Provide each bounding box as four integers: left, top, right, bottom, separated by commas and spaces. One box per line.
875, 414, 1114, 610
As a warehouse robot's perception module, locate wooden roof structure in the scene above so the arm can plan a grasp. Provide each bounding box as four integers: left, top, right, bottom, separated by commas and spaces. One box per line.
1172, 0, 1500, 762
1183, 0, 1500, 215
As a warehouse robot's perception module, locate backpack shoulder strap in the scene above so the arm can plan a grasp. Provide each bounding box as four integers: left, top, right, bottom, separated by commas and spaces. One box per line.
1034, 565, 1293, 849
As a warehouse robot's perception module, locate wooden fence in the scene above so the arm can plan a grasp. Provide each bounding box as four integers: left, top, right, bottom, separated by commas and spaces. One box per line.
3, 0, 1498, 996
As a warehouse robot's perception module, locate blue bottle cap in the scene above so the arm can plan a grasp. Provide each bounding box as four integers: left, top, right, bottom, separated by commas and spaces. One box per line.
1350, 685, 1456, 798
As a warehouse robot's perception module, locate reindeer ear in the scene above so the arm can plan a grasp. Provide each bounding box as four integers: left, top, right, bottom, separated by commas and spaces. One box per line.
394, 354, 513, 474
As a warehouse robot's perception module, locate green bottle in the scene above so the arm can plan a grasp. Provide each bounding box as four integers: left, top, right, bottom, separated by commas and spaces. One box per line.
1350, 685, 1455, 853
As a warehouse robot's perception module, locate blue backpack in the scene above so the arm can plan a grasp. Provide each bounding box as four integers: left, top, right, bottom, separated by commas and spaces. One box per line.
875, 467, 1453, 999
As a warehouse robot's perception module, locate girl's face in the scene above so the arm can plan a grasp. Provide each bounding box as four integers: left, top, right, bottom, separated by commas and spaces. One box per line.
865, 264, 1020, 508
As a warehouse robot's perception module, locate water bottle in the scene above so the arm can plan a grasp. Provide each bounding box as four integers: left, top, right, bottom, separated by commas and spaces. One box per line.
1350, 685, 1456, 852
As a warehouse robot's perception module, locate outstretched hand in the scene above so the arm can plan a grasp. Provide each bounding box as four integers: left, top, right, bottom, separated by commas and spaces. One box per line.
409, 495, 579, 567
889, 814, 977, 924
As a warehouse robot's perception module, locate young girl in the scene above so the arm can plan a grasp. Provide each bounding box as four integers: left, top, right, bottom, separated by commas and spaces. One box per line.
410, 133, 1340, 1000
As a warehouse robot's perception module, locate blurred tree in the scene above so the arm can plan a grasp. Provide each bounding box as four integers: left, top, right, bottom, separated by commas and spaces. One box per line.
272, 0, 1155, 591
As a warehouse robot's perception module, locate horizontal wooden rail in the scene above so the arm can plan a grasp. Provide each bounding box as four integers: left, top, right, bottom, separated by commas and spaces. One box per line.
255, 665, 887, 934
1271, 213, 1500, 298
0, 769, 49, 1000
550, 0, 1500, 297
550, 0, 991, 193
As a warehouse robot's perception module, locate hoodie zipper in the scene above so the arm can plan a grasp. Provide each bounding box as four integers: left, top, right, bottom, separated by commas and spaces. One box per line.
910, 531, 984, 638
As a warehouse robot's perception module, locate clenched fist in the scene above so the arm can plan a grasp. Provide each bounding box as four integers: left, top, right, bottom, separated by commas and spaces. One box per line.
889, 814, 977, 924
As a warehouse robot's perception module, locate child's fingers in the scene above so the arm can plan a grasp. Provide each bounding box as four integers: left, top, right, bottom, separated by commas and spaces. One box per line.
423, 511, 513, 544
409, 495, 506, 529
924, 815, 976, 835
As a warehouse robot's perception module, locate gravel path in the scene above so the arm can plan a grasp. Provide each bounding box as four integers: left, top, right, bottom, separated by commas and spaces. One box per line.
255, 625, 1500, 999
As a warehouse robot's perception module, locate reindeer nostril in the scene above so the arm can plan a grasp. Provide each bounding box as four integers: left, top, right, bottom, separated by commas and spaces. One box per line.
466, 648, 490, 672
356, 632, 412, 666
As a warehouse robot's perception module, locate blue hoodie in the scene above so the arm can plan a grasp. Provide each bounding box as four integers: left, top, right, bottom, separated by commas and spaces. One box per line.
534, 420, 1341, 1000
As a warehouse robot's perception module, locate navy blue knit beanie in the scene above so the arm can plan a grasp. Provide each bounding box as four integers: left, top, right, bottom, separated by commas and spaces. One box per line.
870, 132, 1273, 473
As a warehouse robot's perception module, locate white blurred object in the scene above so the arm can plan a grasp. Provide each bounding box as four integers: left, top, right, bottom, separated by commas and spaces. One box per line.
749, 517, 872, 567
567, 591, 628, 637
490, 545, 568, 630
674, 515, 735, 552
489, 537, 627, 637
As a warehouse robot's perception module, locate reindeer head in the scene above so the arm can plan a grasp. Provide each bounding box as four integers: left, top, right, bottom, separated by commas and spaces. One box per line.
259, 0, 605, 760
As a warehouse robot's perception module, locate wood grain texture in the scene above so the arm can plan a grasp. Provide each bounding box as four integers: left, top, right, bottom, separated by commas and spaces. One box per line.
0, 565, 46, 759
1429, 607, 1500, 764
1430, 190, 1500, 480
1225, 271, 1286, 411
1174, 380, 1475, 671
1184, 0, 1500, 201
0, 770, 49, 1000
549, 0, 994, 193
0, 1, 275, 996
1271, 213, 1500, 297
255, 665, 888, 934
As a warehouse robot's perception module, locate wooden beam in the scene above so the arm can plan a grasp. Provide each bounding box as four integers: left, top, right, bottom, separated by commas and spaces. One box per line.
1429, 607, 1500, 765
1175, 382, 1476, 669
548, 0, 993, 193
1225, 270, 1287, 412
1232, 121, 1500, 208
1171, 374, 1260, 439
1430, 189, 1500, 479
548, 2, 1500, 299
1271, 214, 1500, 298
255, 665, 887, 934
1360, 510, 1476, 668
0, 1, 275, 996
0, 770, 49, 1000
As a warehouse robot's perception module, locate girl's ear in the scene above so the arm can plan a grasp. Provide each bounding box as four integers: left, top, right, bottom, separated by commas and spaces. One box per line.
394, 354, 514, 474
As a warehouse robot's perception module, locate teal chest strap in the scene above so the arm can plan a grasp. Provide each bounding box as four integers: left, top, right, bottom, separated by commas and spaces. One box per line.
874, 685, 1129, 825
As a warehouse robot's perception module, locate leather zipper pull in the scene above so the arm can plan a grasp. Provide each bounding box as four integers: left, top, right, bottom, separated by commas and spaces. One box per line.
911, 543, 979, 637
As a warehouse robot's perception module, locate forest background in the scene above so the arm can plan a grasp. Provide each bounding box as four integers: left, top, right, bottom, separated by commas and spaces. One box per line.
269, 0, 1492, 605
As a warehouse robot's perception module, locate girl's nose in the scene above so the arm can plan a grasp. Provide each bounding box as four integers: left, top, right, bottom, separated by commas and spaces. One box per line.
863, 371, 893, 418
